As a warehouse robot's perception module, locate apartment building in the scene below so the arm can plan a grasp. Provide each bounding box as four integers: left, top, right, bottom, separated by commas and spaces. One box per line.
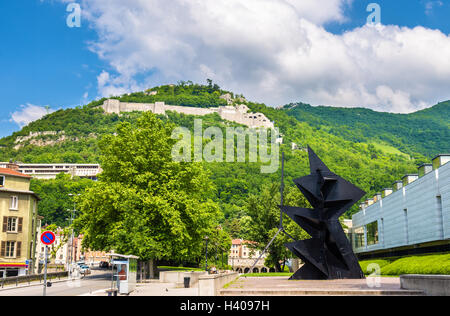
228, 239, 271, 273
0, 163, 40, 277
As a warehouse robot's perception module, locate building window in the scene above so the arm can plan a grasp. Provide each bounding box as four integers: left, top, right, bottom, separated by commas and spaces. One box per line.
366, 221, 379, 246
6, 242, 16, 258
10, 196, 18, 210
404, 209, 409, 244
353, 226, 365, 249
437, 196, 444, 239
0, 175, 4, 187
7, 217, 17, 232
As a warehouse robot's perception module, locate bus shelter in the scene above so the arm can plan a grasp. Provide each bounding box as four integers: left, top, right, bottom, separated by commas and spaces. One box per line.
108, 254, 139, 295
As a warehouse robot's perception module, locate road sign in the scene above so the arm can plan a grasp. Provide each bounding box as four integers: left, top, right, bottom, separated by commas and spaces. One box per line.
41, 231, 56, 245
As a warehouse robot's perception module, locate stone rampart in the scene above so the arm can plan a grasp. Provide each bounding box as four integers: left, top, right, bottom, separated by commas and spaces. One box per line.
101, 99, 274, 129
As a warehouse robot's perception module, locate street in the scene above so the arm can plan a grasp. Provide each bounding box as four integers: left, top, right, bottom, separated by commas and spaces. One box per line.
0, 269, 113, 296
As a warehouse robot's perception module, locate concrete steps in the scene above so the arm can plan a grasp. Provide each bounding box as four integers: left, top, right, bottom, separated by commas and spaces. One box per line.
219, 288, 425, 296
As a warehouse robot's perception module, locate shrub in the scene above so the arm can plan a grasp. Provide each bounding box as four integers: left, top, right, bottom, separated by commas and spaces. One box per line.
359, 259, 391, 275
359, 253, 450, 276
381, 254, 450, 275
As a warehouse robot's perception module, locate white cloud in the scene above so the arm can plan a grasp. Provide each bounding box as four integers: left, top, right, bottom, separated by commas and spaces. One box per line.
70, 0, 450, 113
10, 104, 54, 127
96, 70, 144, 97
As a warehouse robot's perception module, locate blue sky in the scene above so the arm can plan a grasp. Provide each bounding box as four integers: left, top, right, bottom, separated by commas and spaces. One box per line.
1, 0, 450, 138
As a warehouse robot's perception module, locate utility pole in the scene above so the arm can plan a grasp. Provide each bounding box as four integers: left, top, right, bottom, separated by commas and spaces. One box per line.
204, 236, 209, 272
68, 194, 80, 277
43, 245, 48, 296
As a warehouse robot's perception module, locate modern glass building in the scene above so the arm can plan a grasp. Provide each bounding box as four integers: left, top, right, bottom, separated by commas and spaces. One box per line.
351, 154, 450, 259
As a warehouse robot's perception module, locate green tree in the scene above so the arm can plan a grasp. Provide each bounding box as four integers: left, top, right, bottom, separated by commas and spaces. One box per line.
244, 184, 309, 272
74, 112, 229, 267
30, 173, 93, 227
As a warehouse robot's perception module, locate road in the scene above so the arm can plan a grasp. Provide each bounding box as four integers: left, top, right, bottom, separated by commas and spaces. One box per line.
0, 270, 113, 296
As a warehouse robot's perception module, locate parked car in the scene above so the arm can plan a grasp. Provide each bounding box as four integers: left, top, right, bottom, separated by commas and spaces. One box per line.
99, 261, 110, 269
76, 261, 85, 267
79, 265, 91, 275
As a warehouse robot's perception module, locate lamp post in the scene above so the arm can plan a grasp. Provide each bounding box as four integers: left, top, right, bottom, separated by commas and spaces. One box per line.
204, 236, 209, 272
68, 194, 80, 275
215, 243, 218, 267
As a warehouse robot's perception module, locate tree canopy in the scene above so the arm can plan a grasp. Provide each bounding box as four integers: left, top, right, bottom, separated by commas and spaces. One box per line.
74, 112, 230, 262
244, 184, 310, 271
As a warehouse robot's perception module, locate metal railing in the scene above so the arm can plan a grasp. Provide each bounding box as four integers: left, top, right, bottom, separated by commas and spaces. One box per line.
1, 271, 68, 288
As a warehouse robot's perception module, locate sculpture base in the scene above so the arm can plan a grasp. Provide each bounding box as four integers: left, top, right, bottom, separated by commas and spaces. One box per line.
290, 263, 366, 280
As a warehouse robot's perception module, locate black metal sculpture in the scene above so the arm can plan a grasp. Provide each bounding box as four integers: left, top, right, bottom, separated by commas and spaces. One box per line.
282, 147, 365, 280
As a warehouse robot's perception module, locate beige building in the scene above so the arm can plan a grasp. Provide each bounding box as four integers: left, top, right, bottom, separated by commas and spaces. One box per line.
229, 239, 272, 273
83, 249, 110, 267
0, 163, 40, 277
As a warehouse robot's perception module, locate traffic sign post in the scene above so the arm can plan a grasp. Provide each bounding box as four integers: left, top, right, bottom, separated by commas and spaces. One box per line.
40, 231, 56, 296
44, 245, 48, 296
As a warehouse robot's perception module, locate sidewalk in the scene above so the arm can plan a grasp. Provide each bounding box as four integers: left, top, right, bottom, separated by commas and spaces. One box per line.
132, 282, 198, 296
83, 281, 199, 296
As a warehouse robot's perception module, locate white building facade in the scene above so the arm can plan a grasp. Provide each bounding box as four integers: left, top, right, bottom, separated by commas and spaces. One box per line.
351, 154, 450, 258
228, 239, 272, 273
0, 163, 101, 180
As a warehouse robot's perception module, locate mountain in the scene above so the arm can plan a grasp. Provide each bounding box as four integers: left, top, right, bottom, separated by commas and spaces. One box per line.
281, 101, 450, 158
0, 82, 440, 227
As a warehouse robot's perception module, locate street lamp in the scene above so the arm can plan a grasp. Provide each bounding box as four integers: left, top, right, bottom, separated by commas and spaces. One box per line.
215, 243, 218, 267
67, 194, 80, 275
204, 236, 209, 272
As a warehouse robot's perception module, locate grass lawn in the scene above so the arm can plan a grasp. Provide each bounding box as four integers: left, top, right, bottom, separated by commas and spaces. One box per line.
241, 272, 293, 277
359, 252, 450, 276
369, 142, 410, 158
157, 266, 204, 272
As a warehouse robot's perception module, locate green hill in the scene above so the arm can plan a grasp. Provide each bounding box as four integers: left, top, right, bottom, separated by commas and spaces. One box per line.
281, 101, 450, 158
0, 82, 440, 229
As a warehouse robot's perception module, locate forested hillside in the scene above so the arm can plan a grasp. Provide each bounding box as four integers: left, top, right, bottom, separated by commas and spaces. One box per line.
0, 82, 445, 234
282, 101, 450, 158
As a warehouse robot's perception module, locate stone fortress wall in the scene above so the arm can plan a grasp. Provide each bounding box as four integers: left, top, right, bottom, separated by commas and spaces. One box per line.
101, 99, 274, 129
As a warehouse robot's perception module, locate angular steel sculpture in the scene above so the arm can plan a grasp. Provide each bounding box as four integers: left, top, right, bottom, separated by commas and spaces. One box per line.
282, 147, 365, 280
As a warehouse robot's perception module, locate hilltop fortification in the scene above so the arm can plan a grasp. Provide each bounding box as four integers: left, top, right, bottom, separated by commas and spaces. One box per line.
101, 99, 274, 129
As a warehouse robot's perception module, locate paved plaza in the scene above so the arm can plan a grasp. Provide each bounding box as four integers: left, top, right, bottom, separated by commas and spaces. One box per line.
82, 275, 425, 296
220, 276, 424, 296
83, 280, 198, 296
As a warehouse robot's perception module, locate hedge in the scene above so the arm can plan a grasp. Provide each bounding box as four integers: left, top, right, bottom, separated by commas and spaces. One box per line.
359, 253, 450, 276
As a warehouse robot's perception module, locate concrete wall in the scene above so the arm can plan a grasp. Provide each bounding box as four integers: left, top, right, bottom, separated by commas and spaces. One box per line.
165, 105, 216, 116
352, 162, 450, 254
159, 271, 206, 287
401, 274, 450, 296
198, 272, 239, 296
101, 100, 274, 129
